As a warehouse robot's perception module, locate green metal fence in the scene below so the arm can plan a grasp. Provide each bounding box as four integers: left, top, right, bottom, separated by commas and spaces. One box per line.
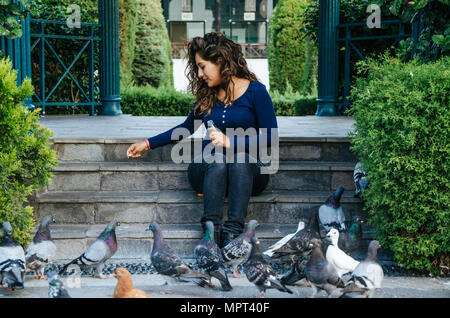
30, 19, 101, 116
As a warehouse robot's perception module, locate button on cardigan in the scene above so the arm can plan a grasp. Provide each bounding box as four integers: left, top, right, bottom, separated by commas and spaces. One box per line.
148, 81, 278, 156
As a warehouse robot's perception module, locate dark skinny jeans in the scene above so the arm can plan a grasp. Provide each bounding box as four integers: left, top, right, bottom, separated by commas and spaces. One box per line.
187, 152, 269, 236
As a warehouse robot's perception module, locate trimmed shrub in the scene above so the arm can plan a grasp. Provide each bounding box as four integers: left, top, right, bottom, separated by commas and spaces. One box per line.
119, 0, 138, 88
0, 57, 58, 245
268, 0, 317, 95
271, 83, 317, 116
132, 0, 173, 88
348, 54, 450, 275
120, 85, 194, 116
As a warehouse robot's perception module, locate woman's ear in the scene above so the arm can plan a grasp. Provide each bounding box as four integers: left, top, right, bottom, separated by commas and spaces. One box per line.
217, 57, 222, 64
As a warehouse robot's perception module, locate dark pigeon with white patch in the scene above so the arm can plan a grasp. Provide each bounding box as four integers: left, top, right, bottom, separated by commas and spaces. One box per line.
194, 221, 232, 291
0, 222, 26, 290
337, 216, 364, 254
353, 162, 369, 197
147, 222, 209, 288
59, 220, 119, 278
221, 220, 258, 278
340, 240, 384, 298
47, 271, 71, 298
26, 215, 57, 279
243, 237, 293, 298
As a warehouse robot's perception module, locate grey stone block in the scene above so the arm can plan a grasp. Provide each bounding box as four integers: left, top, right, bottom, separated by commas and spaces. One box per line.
37, 203, 96, 224
157, 171, 191, 190
54, 239, 88, 260
53, 144, 104, 162
104, 143, 162, 162
331, 171, 355, 190
96, 203, 156, 223
48, 172, 101, 191
279, 143, 321, 161
321, 143, 356, 162
270, 171, 331, 191
155, 204, 204, 224
100, 172, 159, 191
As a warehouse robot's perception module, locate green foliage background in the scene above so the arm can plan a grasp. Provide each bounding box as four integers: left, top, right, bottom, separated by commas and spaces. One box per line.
268, 0, 317, 95
0, 57, 58, 245
349, 54, 450, 275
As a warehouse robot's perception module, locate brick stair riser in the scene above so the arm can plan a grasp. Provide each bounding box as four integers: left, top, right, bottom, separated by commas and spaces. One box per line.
46, 169, 355, 192
50, 140, 356, 163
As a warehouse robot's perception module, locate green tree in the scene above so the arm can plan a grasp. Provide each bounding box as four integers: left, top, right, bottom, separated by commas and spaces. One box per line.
0, 57, 58, 245
268, 0, 317, 95
132, 0, 173, 88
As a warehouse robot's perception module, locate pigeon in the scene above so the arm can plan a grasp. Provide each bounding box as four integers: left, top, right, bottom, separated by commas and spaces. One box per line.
243, 237, 293, 298
25, 215, 57, 279
146, 222, 209, 288
59, 220, 119, 278
113, 267, 150, 298
194, 221, 232, 291
318, 187, 347, 238
353, 162, 369, 197
340, 240, 384, 298
267, 213, 320, 260
47, 271, 71, 298
0, 222, 26, 290
305, 238, 345, 298
325, 229, 360, 278
338, 216, 364, 254
279, 253, 310, 286
221, 219, 258, 278
263, 221, 305, 258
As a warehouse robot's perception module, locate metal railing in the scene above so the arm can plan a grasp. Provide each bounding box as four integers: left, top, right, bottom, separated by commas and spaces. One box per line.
336, 20, 412, 110
30, 19, 101, 116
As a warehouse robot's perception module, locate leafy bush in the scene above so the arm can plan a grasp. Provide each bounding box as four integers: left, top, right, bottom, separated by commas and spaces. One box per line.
119, 0, 138, 88
0, 57, 58, 245
0, 0, 33, 38
348, 53, 450, 275
271, 83, 317, 116
268, 0, 317, 95
120, 85, 194, 116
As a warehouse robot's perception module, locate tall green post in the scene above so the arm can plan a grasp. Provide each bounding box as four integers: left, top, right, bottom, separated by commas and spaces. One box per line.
316, 0, 339, 116
98, 0, 122, 115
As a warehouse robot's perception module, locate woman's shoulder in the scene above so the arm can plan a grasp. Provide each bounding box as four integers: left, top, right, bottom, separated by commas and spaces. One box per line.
249, 80, 268, 92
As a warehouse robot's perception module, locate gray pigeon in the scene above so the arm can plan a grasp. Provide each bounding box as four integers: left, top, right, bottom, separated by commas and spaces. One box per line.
340, 240, 384, 298
305, 238, 345, 298
147, 222, 209, 288
0, 222, 26, 290
318, 187, 347, 238
26, 215, 57, 279
221, 220, 258, 278
194, 221, 232, 291
47, 271, 71, 298
353, 162, 369, 197
59, 220, 119, 278
243, 237, 293, 298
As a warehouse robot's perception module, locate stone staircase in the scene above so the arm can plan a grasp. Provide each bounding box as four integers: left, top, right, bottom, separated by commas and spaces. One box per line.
30, 136, 389, 263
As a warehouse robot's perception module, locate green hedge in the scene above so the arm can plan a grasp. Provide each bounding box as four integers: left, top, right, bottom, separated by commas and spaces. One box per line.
349, 54, 450, 275
0, 57, 58, 246
121, 86, 194, 116
121, 84, 317, 117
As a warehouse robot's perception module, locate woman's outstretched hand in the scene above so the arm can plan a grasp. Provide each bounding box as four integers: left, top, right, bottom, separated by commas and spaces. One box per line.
209, 130, 231, 148
126, 141, 148, 158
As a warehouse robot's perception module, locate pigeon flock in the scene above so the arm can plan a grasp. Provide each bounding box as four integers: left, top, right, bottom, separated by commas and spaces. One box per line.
0, 186, 384, 298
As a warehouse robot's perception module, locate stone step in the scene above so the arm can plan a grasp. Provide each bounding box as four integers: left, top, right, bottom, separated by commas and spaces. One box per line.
46, 223, 385, 262
50, 137, 356, 162
32, 190, 364, 225
47, 161, 356, 192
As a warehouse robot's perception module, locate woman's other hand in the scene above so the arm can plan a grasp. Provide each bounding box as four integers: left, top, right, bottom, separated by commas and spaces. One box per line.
209, 130, 231, 148
126, 141, 148, 158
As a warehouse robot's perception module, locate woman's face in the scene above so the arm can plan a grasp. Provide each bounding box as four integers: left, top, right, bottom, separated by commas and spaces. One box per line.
195, 53, 222, 87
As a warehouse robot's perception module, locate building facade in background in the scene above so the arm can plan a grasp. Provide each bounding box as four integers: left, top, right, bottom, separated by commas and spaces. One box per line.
161, 0, 277, 91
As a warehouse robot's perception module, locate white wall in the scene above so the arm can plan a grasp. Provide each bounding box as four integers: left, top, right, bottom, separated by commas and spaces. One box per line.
173, 58, 270, 92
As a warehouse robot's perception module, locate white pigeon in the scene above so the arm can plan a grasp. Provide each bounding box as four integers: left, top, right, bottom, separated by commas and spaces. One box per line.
263, 221, 305, 258
325, 229, 359, 278
340, 240, 384, 298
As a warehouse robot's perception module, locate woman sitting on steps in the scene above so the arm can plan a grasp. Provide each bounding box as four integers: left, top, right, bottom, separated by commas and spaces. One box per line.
126, 32, 278, 248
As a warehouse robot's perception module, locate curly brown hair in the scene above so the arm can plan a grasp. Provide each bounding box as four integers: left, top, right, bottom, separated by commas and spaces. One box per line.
185, 32, 258, 116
